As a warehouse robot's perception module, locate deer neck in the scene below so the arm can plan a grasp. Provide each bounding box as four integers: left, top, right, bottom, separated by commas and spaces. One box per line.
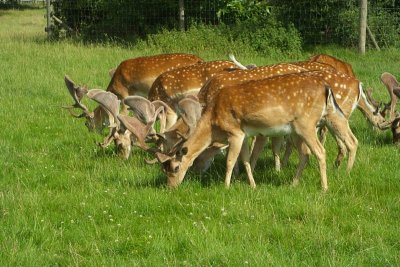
169, 112, 213, 186
357, 89, 386, 127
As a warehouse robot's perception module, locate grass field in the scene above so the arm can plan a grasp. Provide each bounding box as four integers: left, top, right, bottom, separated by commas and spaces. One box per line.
1, 8, 400, 266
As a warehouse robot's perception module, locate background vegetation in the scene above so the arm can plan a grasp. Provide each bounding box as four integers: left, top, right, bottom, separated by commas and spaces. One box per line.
0, 6, 400, 266
48, 0, 400, 50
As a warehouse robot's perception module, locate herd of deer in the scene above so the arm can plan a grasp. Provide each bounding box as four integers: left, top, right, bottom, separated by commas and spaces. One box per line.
63, 53, 400, 191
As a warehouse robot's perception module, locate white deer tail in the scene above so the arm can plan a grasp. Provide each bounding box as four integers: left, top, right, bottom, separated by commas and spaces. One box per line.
228, 53, 248, 70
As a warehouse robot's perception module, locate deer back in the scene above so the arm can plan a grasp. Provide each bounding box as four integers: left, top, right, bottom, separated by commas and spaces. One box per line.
106, 53, 203, 98
147, 60, 238, 107
198, 63, 308, 107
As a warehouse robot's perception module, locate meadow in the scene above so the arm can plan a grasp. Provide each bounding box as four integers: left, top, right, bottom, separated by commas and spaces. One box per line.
0, 7, 399, 266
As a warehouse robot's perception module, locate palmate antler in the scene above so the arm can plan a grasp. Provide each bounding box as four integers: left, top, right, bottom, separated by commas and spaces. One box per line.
122, 96, 165, 150
364, 73, 400, 125
63, 75, 92, 118
380, 72, 400, 121
86, 89, 120, 148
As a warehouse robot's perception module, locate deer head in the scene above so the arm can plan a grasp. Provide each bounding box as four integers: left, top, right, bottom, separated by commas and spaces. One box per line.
144, 96, 203, 166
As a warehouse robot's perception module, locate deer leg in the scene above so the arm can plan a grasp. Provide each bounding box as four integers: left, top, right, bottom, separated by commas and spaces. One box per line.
294, 124, 328, 191
291, 135, 311, 187
333, 137, 347, 168
318, 125, 329, 145
249, 135, 267, 172
282, 137, 293, 167
240, 138, 256, 188
192, 145, 222, 173
225, 132, 245, 188
271, 136, 284, 172
326, 115, 358, 173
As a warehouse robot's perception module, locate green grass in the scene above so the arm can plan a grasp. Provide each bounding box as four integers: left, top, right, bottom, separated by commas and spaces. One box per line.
1, 8, 400, 266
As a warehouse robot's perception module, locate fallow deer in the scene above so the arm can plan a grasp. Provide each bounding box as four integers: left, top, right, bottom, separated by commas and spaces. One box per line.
63, 53, 203, 133
158, 72, 358, 191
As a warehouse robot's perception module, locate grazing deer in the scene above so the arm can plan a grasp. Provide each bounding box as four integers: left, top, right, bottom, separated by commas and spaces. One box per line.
63, 53, 203, 133
157, 72, 358, 191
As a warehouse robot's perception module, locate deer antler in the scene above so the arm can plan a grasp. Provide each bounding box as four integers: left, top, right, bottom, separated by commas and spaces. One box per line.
86, 90, 121, 148
380, 72, 400, 121
151, 100, 174, 134
63, 75, 91, 117
118, 96, 165, 151
123, 96, 155, 124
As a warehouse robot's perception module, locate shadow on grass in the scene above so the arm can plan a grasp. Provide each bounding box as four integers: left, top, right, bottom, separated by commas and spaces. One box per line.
90, 143, 316, 189
189, 154, 294, 188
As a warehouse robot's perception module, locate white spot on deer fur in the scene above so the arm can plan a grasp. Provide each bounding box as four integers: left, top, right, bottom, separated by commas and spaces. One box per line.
335, 94, 342, 99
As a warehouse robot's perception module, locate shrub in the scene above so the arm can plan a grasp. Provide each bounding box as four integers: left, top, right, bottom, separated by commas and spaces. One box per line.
134, 24, 255, 57
134, 21, 302, 58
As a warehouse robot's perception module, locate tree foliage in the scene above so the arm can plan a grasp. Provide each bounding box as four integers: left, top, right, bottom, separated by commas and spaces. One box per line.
51, 0, 399, 48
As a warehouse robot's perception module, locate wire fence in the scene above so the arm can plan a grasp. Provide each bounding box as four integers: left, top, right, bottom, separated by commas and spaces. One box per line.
48, 0, 400, 47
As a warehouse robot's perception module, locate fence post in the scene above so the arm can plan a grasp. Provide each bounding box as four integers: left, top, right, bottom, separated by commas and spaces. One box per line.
45, 0, 53, 38
359, 0, 367, 54
179, 0, 185, 31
